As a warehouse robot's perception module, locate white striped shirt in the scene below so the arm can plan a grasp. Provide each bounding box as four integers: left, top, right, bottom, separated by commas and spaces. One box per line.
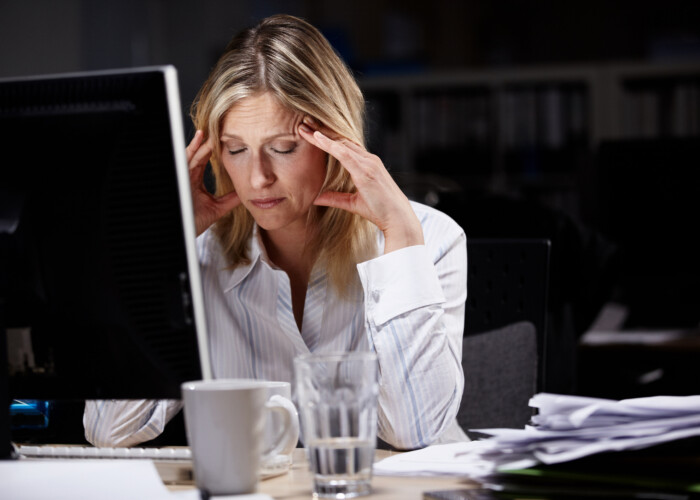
84, 201, 467, 449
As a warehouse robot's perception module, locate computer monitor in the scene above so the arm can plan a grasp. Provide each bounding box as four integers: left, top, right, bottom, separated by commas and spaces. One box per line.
0, 66, 212, 455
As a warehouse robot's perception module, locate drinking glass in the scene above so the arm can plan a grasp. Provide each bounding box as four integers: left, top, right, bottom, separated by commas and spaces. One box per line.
294, 352, 378, 498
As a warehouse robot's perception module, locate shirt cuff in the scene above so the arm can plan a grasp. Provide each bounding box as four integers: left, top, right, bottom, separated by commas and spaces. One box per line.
357, 245, 446, 326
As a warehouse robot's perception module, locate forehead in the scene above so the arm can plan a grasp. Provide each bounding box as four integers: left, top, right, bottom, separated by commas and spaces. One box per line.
222, 92, 299, 135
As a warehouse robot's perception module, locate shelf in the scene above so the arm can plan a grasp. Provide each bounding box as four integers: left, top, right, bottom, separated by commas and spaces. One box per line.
360, 60, 700, 219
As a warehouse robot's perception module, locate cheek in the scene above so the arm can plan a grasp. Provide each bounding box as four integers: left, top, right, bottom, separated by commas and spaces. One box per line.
303, 150, 328, 188
220, 159, 243, 190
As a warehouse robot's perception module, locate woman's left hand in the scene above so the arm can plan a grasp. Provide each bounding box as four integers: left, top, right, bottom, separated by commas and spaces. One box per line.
298, 118, 423, 254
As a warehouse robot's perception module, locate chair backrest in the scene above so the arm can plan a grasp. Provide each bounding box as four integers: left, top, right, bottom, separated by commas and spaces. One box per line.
457, 239, 550, 432
465, 238, 550, 390
458, 320, 537, 431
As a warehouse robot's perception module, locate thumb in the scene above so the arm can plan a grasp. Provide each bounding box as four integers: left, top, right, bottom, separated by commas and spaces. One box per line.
217, 191, 241, 211
313, 191, 356, 213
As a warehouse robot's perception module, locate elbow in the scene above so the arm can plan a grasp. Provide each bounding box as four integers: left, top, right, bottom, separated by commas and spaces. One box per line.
378, 417, 450, 451
83, 404, 124, 448
84, 423, 132, 448
378, 372, 464, 450
85, 431, 119, 448
85, 428, 147, 448
378, 388, 462, 451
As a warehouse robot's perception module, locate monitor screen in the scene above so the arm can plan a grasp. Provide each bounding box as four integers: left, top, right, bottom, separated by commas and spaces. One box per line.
0, 66, 212, 405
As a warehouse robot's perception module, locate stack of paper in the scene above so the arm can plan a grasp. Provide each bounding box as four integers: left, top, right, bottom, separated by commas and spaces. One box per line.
374, 393, 700, 481
468, 393, 700, 472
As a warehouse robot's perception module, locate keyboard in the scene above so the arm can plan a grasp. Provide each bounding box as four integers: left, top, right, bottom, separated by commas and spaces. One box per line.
15, 445, 194, 484
16, 444, 192, 460
15, 444, 290, 483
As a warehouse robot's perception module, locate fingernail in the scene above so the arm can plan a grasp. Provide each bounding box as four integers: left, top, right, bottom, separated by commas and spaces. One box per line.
303, 115, 318, 126
299, 123, 312, 134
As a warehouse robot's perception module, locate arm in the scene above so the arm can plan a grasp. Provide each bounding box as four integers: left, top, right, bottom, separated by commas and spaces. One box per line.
299, 120, 466, 449
83, 399, 182, 447
357, 209, 466, 449
298, 118, 424, 255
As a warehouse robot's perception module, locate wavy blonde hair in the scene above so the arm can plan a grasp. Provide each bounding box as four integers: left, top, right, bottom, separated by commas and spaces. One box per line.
190, 14, 376, 295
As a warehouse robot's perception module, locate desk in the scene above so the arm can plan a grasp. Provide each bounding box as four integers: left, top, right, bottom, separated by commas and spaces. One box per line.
168, 449, 480, 499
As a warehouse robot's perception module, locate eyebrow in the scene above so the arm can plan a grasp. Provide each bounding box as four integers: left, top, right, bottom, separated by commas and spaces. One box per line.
220, 132, 296, 142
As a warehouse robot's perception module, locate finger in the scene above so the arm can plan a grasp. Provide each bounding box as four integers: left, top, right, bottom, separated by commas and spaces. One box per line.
301, 117, 366, 153
298, 121, 324, 144
189, 137, 213, 172
188, 140, 213, 189
301, 116, 343, 141
337, 137, 369, 156
215, 190, 241, 212
186, 130, 204, 163
313, 190, 357, 213
299, 125, 360, 169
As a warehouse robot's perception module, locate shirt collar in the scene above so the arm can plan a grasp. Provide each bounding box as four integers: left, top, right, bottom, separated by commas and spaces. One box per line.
222, 225, 269, 293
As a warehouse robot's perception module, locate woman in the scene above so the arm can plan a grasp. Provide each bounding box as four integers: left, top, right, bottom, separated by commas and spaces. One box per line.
84, 14, 467, 450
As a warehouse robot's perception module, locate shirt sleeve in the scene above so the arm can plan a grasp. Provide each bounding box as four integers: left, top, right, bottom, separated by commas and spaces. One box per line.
80, 234, 207, 448
83, 399, 182, 447
356, 209, 466, 450
80, 232, 222, 448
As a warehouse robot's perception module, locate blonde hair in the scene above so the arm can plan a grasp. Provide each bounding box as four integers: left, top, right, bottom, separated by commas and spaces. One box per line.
190, 14, 376, 295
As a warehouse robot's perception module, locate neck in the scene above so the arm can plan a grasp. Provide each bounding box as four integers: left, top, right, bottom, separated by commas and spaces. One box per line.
261, 225, 315, 273
261, 226, 316, 332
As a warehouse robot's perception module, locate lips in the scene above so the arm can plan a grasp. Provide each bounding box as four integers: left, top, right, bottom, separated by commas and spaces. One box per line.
250, 197, 285, 209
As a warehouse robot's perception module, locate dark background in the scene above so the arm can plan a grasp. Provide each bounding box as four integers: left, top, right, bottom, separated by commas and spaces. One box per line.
2, 0, 700, 403
3, 1, 699, 118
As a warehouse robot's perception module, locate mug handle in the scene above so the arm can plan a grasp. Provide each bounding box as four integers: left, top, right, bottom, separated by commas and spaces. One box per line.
261, 394, 299, 461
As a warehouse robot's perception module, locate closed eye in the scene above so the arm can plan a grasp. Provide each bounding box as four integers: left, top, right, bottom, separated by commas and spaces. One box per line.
228, 148, 246, 155
271, 143, 297, 155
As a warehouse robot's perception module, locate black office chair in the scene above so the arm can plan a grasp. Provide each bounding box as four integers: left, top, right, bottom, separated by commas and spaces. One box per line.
458, 238, 551, 431
459, 320, 537, 431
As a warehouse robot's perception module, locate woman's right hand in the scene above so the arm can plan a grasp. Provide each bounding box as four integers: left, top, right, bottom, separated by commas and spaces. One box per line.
187, 130, 240, 236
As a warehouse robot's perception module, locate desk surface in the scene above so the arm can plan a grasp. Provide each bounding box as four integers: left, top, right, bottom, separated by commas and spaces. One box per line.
169, 449, 480, 499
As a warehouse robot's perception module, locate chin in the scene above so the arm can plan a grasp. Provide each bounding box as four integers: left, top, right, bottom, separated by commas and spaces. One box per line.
251, 214, 292, 232
252, 212, 312, 234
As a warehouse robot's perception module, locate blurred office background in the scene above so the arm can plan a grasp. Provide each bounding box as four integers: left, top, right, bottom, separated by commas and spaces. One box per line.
2, 0, 700, 400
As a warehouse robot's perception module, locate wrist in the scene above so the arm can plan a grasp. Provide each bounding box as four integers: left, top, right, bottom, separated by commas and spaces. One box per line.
382, 217, 424, 254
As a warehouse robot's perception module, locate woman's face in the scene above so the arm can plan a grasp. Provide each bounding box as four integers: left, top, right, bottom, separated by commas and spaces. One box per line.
219, 92, 327, 235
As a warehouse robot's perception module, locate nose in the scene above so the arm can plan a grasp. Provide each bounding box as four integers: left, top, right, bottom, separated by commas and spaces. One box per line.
249, 153, 275, 189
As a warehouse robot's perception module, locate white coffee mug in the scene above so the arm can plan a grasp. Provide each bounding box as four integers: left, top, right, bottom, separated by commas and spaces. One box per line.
181, 378, 298, 496
259, 381, 299, 474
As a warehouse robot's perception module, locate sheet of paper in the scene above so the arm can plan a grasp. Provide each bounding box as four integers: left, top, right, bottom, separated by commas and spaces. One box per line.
372, 441, 495, 477
531, 392, 700, 429
1, 459, 173, 500
532, 425, 700, 465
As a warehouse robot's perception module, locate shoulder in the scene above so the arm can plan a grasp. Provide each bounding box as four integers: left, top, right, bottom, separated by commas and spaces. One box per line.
196, 228, 226, 267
